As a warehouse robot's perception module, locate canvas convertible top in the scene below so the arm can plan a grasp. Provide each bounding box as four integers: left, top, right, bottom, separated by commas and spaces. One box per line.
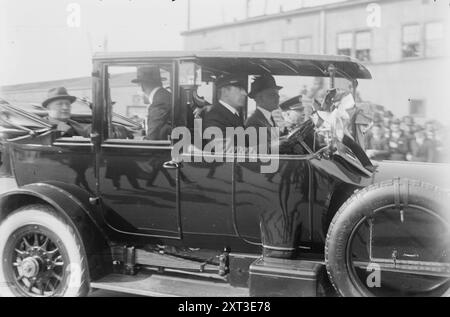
93, 51, 372, 79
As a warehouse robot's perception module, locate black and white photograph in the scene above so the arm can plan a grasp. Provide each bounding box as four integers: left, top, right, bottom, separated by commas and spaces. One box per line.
0, 0, 449, 301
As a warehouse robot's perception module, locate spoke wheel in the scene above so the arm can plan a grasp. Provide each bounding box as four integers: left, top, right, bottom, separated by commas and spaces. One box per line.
0, 204, 89, 297
5, 226, 69, 297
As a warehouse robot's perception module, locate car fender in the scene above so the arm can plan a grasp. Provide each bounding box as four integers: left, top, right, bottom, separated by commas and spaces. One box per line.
0, 181, 112, 280
369, 161, 450, 191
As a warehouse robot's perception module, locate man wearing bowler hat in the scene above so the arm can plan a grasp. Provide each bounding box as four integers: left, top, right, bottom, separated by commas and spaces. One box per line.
132, 66, 172, 140
203, 74, 248, 132
42, 86, 90, 137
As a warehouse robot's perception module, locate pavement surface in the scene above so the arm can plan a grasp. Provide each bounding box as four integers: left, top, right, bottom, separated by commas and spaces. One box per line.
0, 176, 138, 297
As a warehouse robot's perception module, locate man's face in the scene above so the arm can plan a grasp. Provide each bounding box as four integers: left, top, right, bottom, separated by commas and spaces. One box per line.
222, 86, 247, 108
282, 108, 305, 126
140, 81, 154, 95
372, 126, 383, 138
47, 99, 72, 122
255, 88, 280, 111
391, 123, 400, 133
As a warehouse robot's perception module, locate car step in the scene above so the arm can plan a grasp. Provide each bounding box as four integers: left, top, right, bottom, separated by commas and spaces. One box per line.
90, 270, 249, 297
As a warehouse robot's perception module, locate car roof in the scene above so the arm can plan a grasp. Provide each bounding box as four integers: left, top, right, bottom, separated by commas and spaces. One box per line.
93, 51, 372, 79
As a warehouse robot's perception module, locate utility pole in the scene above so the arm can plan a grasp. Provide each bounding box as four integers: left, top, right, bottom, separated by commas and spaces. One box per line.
187, 0, 191, 31
103, 33, 108, 52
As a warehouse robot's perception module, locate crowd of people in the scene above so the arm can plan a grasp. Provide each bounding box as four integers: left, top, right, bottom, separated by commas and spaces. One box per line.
364, 112, 448, 163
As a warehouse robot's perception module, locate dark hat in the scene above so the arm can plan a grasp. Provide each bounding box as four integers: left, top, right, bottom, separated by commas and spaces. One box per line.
248, 74, 282, 99
215, 74, 247, 90
42, 87, 76, 108
279, 95, 304, 112
391, 118, 401, 125
131, 66, 164, 84
384, 111, 394, 118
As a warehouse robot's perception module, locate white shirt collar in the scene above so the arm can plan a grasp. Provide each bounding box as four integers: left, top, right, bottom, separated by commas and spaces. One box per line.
219, 100, 239, 116
148, 87, 162, 104
257, 106, 274, 126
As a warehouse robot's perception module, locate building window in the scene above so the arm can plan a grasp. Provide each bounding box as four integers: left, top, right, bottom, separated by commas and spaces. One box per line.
337, 32, 353, 56
240, 44, 252, 52
409, 99, 426, 117
252, 42, 265, 52
425, 22, 444, 57
282, 38, 297, 53
204, 47, 223, 51
355, 31, 371, 62
240, 42, 265, 52
298, 37, 312, 54
282, 37, 312, 54
402, 24, 421, 58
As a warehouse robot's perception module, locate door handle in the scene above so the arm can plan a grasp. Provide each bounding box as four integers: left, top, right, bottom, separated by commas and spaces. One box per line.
163, 160, 181, 169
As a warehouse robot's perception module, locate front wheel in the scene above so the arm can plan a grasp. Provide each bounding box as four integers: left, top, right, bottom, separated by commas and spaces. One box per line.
0, 204, 90, 297
325, 179, 450, 297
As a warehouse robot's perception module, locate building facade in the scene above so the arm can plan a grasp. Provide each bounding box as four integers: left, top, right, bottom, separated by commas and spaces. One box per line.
182, 0, 450, 123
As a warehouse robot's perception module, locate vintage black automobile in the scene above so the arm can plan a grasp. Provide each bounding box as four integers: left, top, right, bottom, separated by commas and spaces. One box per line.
0, 51, 449, 297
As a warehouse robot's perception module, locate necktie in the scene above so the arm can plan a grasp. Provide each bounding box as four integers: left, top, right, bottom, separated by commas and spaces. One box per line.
270, 115, 277, 127
235, 113, 243, 126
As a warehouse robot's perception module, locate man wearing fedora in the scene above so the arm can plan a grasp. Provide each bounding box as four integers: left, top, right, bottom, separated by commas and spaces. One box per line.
132, 66, 172, 141
203, 74, 248, 132
42, 87, 90, 137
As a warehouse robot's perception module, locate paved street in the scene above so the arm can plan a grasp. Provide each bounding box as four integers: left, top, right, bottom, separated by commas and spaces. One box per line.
0, 176, 137, 297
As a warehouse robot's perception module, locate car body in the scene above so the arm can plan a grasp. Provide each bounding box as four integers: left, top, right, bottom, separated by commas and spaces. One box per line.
0, 51, 448, 297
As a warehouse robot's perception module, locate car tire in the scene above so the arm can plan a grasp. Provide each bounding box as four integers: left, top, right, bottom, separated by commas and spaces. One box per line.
0, 204, 90, 297
325, 179, 450, 297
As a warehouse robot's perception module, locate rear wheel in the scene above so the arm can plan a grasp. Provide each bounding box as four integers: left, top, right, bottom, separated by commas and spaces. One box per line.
0, 204, 89, 297
325, 179, 450, 297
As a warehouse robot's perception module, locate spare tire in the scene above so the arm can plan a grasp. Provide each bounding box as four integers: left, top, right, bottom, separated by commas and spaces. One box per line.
325, 179, 450, 297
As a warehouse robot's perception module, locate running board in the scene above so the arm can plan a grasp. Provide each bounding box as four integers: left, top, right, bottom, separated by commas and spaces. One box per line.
91, 270, 249, 297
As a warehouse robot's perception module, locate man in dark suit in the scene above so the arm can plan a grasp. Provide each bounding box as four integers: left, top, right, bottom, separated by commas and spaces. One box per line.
245, 75, 283, 151
132, 66, 172, 141
245, 74, 282, 130
203, 74, 248, 132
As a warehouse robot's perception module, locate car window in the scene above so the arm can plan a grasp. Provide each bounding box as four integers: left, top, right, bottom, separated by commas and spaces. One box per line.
106, 64, 172, 142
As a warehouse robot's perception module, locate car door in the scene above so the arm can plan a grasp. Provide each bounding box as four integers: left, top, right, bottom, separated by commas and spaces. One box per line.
235, 156, 312, 249
97, 61, 181, 239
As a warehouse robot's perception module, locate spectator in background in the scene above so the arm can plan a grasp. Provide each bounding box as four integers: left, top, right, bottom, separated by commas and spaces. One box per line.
365, 124, 390, 161
425, 120, 437, 142
383, 111, 394, 128
401, 115, 416, 151
388, 119, 409, 161
407, 129, 435, 162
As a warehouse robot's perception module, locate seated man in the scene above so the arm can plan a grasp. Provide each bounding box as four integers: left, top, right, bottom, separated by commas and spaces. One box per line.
42, 87, 90, 137
132, 66, 172, 141
245, 75, 283, 151
203, 74, 247, 132
279, 95, 306, 135
43, 87, 129, 139
245, 74, 282, 130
